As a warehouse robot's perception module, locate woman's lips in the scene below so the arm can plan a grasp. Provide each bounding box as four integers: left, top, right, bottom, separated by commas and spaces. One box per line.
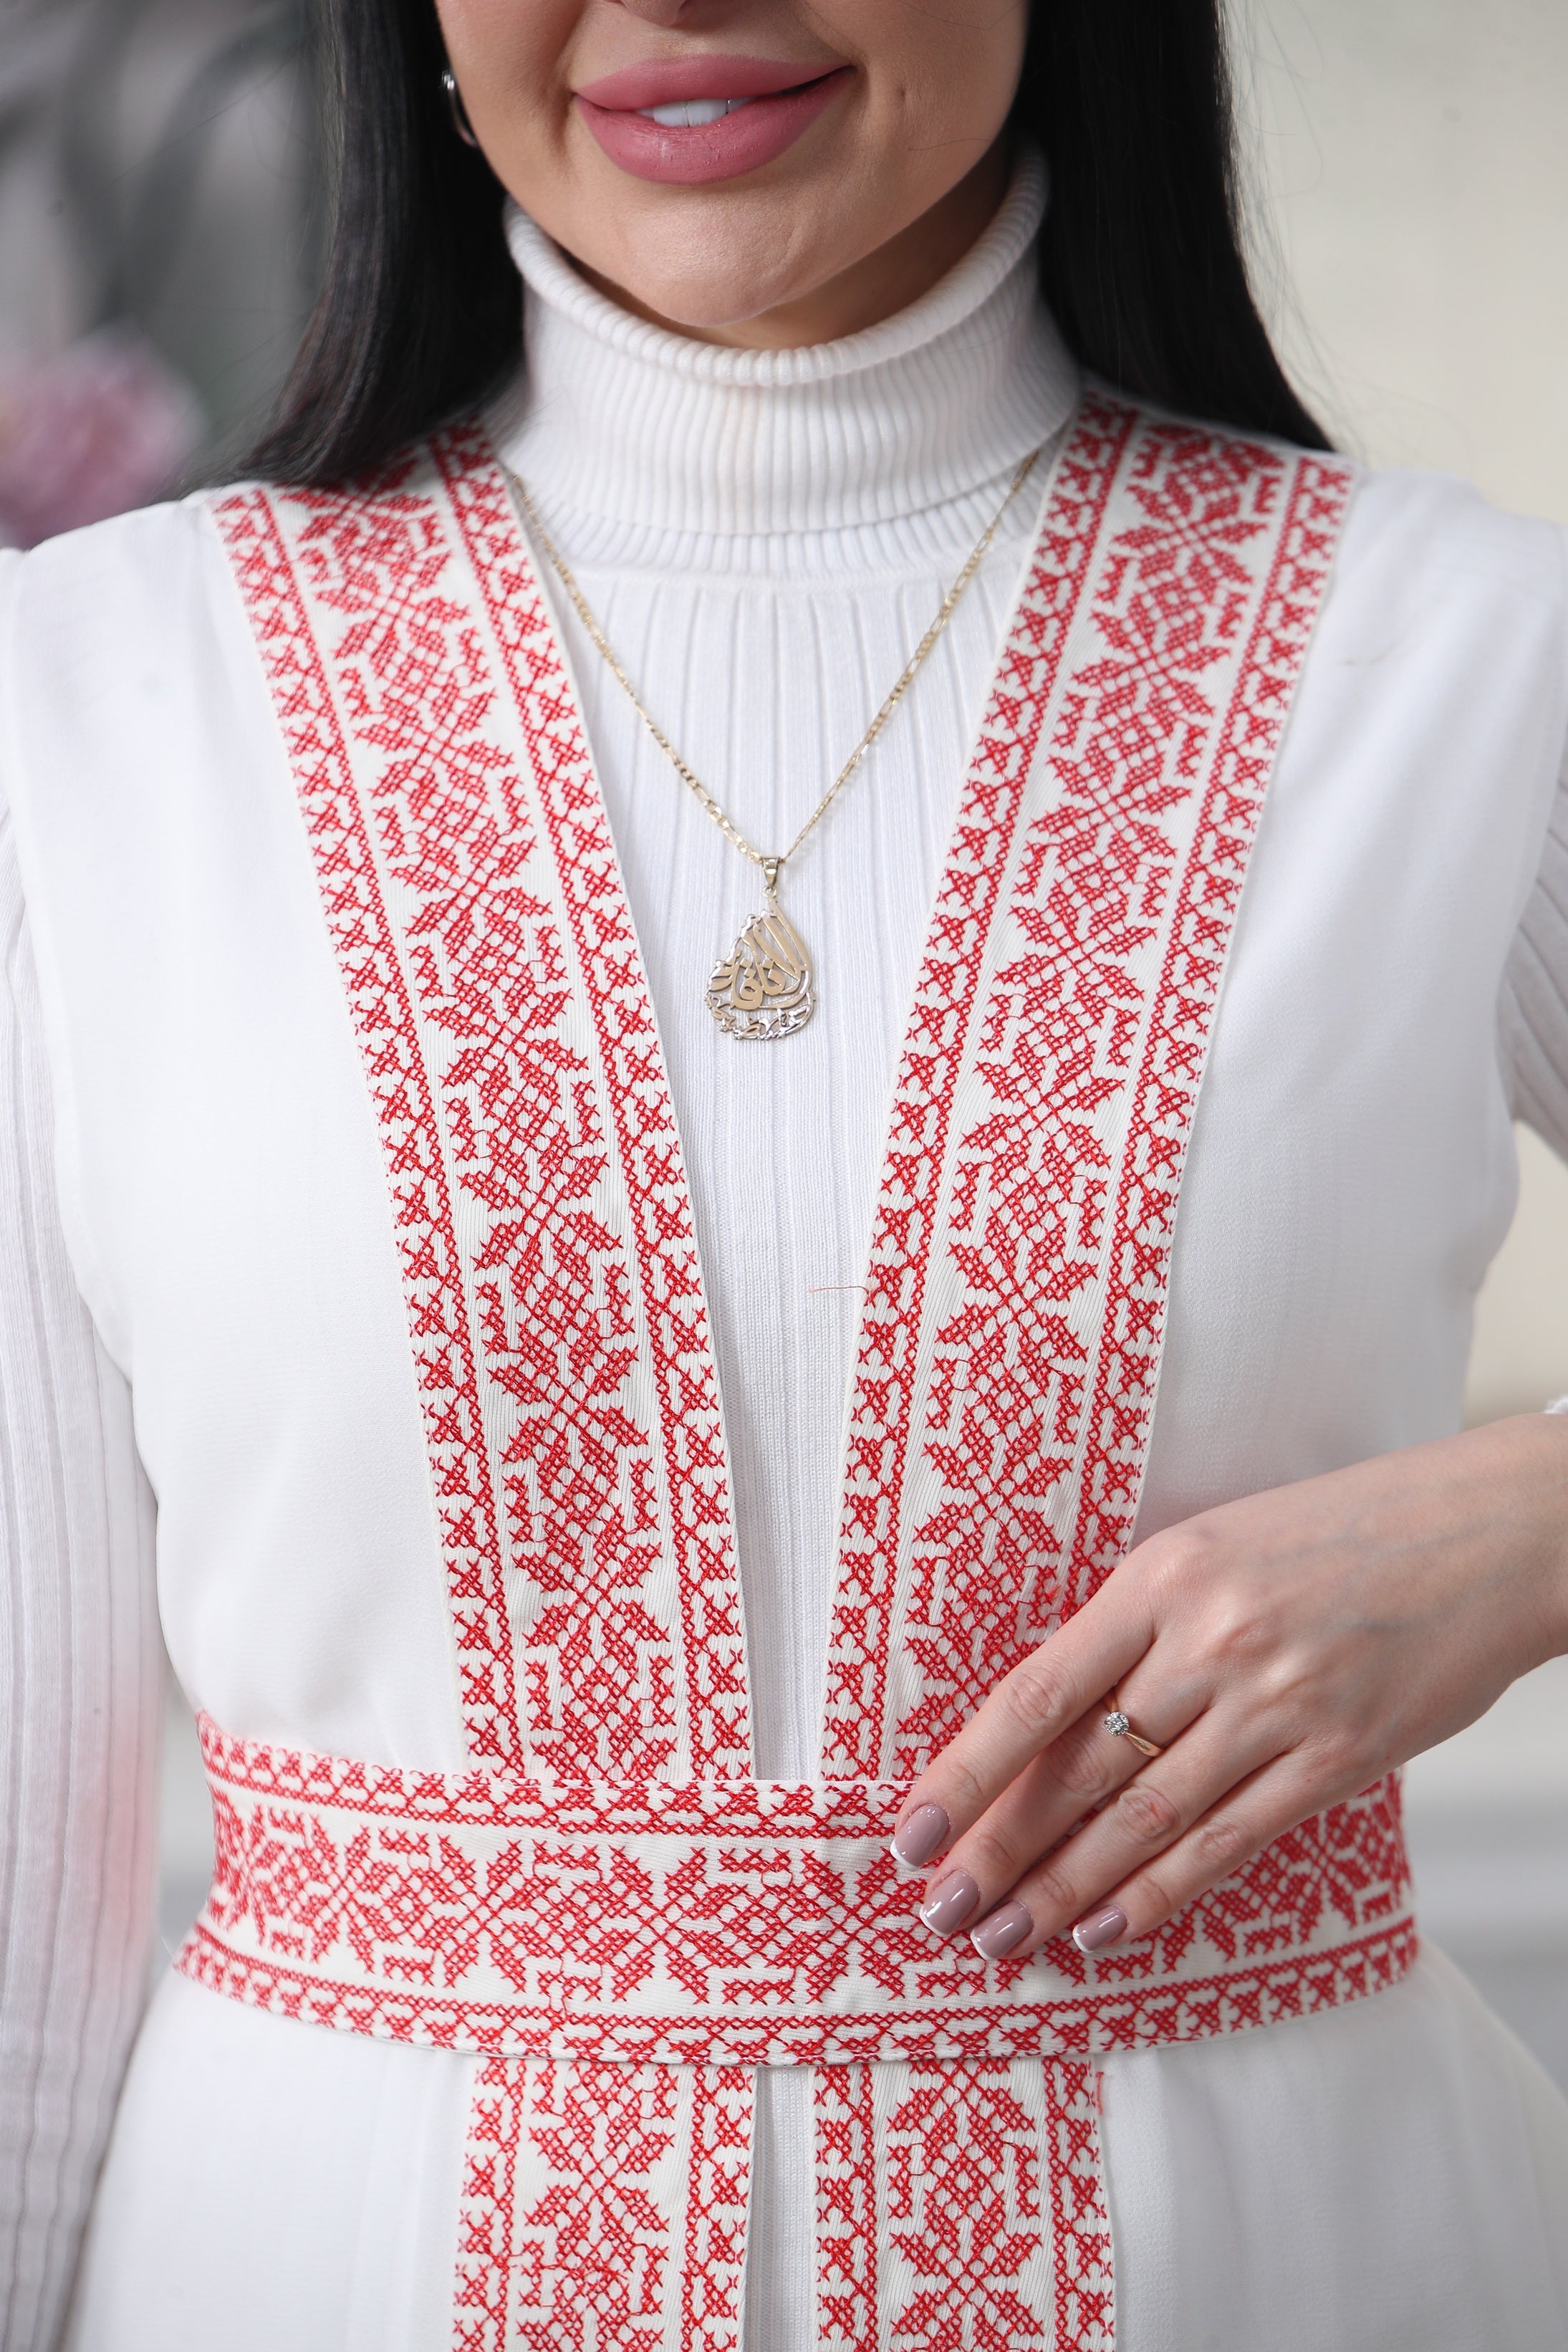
575, 62, 851, 187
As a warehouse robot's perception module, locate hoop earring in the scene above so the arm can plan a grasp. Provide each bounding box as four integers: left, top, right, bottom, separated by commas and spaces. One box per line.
442, 67, 480, 148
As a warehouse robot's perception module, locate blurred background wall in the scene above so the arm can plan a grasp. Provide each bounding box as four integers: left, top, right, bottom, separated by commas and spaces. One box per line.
0, 0, 1563, 2078
0, 0, 314, 538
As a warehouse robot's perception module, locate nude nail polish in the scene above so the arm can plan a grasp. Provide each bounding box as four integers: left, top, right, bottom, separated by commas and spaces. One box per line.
1072, 1905, 1128, 1954
919, 1870, 981, 1936
970, 1900, 1033, 1961
890, 1803, 949, 1868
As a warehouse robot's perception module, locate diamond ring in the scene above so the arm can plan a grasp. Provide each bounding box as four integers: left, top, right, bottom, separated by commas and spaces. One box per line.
1102, 1695, 1164, 1760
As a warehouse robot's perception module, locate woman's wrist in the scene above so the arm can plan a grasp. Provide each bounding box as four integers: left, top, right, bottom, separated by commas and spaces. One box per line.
1484, 1408, 1568, 1667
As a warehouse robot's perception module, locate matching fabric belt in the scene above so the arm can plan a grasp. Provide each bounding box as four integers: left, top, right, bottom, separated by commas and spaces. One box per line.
180, 1717, 1420, 2070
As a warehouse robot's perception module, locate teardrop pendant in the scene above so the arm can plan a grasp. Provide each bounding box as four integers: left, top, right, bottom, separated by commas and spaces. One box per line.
705, 870, 816, 1041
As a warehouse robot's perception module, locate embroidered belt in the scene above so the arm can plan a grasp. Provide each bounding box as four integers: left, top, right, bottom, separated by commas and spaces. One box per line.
181, 1717, 1416, 2069
178, 1721, 1417, 2351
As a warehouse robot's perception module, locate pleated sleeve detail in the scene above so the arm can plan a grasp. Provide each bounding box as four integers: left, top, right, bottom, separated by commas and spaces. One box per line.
1502, 729, 1568, 1159
0, 801, 161, 2352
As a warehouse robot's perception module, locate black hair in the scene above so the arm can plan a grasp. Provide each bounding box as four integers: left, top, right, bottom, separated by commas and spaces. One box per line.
253, 0, 1327, 485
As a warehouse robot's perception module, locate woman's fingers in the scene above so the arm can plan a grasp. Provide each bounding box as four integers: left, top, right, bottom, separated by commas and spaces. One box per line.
905, 1715, 1152, 1939
1063, 1755, 1346, 1953
940, 1702, 1297, 1957
888, 1579, 1158, 1870
904, 1674, 1210, 1940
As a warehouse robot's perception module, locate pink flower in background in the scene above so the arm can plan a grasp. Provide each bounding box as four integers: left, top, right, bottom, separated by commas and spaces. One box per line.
0, 329, 203, 549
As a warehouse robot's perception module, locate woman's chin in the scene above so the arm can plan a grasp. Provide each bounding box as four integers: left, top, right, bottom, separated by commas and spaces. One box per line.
563, 242, 845, 347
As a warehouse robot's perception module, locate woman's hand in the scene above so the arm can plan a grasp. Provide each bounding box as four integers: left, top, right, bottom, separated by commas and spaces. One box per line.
889, 1414, 1568, 1961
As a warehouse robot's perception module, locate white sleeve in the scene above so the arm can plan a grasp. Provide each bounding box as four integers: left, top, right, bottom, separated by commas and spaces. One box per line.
0, 799, 161, 2349
1501, 722, 1568, 1159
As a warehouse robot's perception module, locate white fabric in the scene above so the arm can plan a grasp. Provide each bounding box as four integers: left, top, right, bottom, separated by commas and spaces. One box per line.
1504, 753, 1568, 1158
0, 812, 162, 2351
3, 153, 1568, 2347
1105, 1947, 1568, 2351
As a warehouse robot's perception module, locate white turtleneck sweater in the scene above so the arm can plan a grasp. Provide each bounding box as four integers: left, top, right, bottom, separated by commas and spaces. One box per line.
5, 155, 1568, 2352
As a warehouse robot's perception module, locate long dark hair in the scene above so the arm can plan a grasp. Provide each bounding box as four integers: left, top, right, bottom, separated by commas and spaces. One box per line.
254, 0, 1327, 485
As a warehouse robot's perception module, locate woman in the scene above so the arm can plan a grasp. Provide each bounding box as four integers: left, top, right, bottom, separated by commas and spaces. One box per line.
2, 0, 1567, 2345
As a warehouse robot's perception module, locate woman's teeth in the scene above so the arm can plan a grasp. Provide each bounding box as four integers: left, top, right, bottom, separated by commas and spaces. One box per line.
637, 96, 756, 128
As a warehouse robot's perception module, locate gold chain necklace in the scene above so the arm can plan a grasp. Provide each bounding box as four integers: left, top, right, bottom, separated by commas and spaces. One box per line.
504, 448, 1040, 1041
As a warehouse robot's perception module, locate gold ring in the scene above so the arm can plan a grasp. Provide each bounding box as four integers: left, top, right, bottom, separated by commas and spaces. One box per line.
1102, 1693, 1164, 1760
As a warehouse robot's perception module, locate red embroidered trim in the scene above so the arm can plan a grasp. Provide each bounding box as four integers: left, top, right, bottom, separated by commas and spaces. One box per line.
178, 1910, 1418, 2070
813, 2060, 1112, 2350
1062, 433, 1355, 1614
211, 484, 524, 1772
463, 2053, 1112, 2352
814, 2063, 878, 2352
680, 2069, 753, 2352
885, 2060, 1053, 2347
438, 431, 751, 1781
179, 1713, 1414, 2066
1044, 2061, 1115, 2352
213, 453, 751, 1780
822, 398, 1135, 1780
514, 2059, 680, 2351
456, 2053, 526, 2352
457, 2059, 749, 2352
876, 405, 1355, 1777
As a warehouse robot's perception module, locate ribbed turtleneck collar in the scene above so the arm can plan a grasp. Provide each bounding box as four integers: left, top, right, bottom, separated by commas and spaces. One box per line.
493, 151, 1079, 538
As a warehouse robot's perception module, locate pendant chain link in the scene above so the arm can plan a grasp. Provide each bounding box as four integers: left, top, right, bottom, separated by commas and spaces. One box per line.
501, 446, 1042, 885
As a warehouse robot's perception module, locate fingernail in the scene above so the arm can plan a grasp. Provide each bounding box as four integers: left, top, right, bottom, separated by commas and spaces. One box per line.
970, 1900, 1034, 1962
1072, 1905, 1128, 1954
919, 1870, 981, 1936
890, 1803, 949, 1868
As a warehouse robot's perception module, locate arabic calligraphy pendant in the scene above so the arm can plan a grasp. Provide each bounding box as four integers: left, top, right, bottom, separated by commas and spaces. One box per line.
705, 859, 817, 1041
